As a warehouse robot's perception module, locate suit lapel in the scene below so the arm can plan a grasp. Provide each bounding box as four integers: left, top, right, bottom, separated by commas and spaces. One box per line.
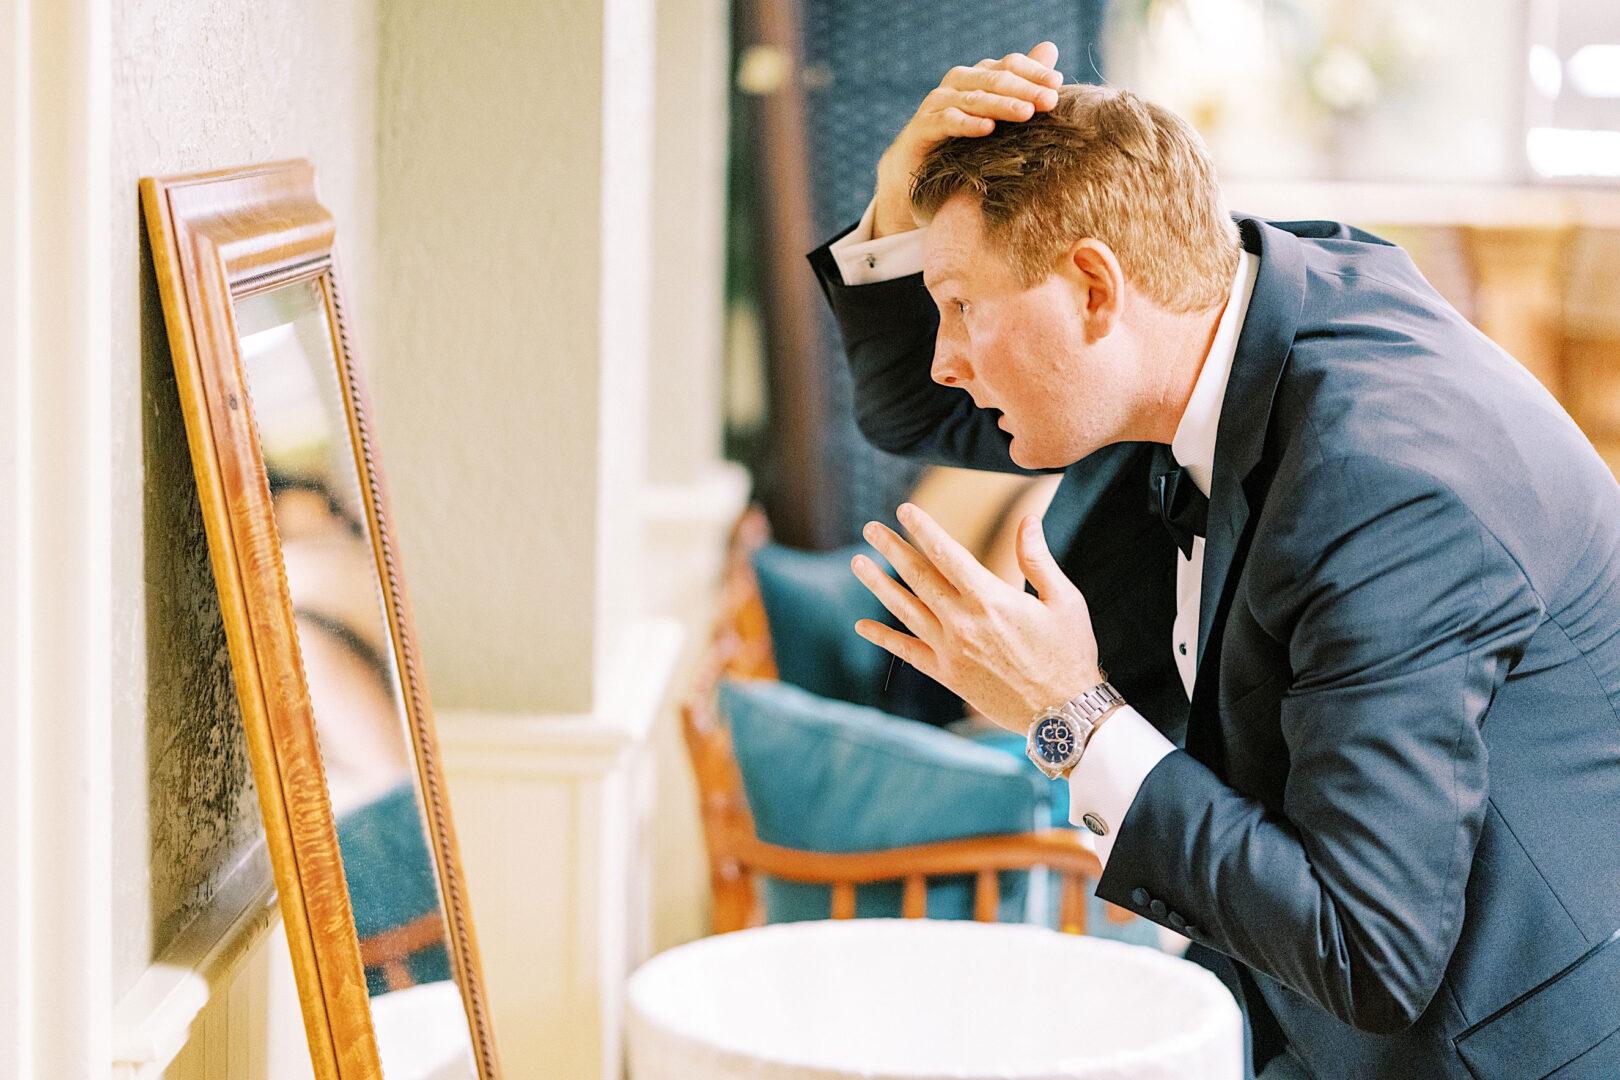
1189, 219, 1307, 727
1045, 442, 1189, 741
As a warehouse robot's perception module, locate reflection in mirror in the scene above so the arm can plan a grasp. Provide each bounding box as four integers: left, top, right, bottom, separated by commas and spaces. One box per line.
235, 280, 476, 1080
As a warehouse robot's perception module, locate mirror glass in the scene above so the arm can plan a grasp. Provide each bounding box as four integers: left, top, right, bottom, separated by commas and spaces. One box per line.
235, 278, 478, 1080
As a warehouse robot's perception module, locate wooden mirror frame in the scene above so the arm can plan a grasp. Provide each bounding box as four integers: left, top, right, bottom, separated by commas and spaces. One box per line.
140, 160, 502, 1080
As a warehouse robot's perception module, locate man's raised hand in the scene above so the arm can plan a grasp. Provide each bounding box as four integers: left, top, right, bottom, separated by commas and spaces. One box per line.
849, 502, 1102, 733
872, 42, 1063, 239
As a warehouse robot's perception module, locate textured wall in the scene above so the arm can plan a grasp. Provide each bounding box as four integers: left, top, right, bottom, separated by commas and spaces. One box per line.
647, 0, 729, 488
374, 0, 653, 713
109, 0, 378, 997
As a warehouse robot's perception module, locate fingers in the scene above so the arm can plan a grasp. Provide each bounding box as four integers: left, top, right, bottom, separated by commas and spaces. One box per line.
863, 519, 957, 609
1014, 515, 1071, 602
853, 619, 939, 678
894, 503, 1000, 597
936, 106, 996, 139
906, 53, 1062, 145
1026, 41, 1061, 74
913, 87, 1035, 143
938, 65, 1058, 111
974, 46, 1061, 87
852, 552, 942, 643
878, 43, 1062, 225
949, 88, 1036, 123
986, 47, 1062, 92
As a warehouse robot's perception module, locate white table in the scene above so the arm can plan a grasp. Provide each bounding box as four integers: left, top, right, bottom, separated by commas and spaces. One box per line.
626, 919, 1243, 1080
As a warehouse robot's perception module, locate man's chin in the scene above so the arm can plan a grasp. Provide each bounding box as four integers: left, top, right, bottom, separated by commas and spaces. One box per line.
1009, 436, 1088, 471
1007, 439, 1054, 470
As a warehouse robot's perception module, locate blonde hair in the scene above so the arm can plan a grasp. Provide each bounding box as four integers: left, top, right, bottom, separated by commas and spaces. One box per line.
911, 84, 1239, 312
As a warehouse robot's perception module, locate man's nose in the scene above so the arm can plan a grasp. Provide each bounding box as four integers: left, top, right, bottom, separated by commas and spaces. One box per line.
931, 339, 969, 387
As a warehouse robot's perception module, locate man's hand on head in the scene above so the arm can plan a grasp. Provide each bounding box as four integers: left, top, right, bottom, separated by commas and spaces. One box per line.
872, 42, 1064, 240
850, 503, 1103, 733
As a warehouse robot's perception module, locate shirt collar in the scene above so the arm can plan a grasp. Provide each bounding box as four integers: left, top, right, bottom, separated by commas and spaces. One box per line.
1170, 250, 1260, 498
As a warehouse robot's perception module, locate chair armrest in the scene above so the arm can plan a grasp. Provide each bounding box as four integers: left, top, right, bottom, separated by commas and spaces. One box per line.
732, 829, 1101, 883
732, 830, 1102, 932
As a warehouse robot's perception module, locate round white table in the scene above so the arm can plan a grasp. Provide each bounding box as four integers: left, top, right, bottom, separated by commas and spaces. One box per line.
626, 919, 1243, 1080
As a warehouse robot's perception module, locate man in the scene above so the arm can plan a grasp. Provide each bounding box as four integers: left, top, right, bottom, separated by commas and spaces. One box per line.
807, 42, 1620, 1080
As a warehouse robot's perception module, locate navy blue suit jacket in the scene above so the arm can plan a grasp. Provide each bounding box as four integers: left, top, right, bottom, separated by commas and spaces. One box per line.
809, 216, 1620, 1079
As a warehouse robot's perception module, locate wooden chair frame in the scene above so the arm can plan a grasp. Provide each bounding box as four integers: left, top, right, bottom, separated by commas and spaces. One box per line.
683, 508, 1111, 935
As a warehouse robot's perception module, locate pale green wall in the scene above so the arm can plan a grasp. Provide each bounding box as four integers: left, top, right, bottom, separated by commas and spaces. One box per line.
109, 0, 379, 998
373, 0, 654, 714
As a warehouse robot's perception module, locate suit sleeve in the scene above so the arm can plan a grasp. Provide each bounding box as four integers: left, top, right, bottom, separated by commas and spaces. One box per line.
1097, 451, 1545, 1033
807, 232, 1033, 474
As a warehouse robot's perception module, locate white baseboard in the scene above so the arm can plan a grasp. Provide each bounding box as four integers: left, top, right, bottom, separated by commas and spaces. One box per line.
436, 615, 685, 1080
438, 615, 684, 778
109, 842, 286, 1078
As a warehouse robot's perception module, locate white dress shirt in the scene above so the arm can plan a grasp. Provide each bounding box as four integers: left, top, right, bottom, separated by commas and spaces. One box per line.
831, 207, 1260, 866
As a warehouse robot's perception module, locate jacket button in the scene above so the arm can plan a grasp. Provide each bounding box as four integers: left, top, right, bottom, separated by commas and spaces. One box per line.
1131, 888, 1151, 907
1150, 899, 1168, 918
1168, 911, 1186, 931
1183, 925, 1200, 939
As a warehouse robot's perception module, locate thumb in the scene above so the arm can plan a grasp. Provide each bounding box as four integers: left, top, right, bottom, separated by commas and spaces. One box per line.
1016, 515, 1070, 601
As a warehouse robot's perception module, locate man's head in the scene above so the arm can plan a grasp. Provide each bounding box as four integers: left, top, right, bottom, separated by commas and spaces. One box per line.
911, 85, 1240, 469
911, 83, 1239, 312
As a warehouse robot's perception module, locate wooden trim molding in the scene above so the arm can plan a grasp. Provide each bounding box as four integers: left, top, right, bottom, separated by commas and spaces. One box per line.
436, 616, 685, 779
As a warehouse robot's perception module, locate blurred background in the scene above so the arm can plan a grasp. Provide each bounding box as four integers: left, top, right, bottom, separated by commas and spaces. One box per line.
17, 2, 1615, 1077
724, 0, 1620, 550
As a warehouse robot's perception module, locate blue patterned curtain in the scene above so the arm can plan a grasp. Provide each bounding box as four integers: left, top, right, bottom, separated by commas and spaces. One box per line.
733, 1, 1108, 548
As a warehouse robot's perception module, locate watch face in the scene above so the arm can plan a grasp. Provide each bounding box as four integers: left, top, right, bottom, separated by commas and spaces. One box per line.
1032, 715, 1078, 766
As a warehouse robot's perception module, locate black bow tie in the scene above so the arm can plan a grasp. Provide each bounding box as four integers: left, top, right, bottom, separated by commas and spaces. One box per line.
1150, 445, 1208, 559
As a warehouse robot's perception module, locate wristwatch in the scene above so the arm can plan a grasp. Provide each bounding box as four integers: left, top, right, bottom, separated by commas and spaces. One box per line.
1024, 681, 1126, 779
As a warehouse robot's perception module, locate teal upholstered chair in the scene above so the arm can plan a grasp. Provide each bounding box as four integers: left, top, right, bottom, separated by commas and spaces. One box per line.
722, 678, 1042, 923
734, 536, 1160, 946
683, 509, 1146, 939
334, 781, 452, 995
750, 541, 962, 726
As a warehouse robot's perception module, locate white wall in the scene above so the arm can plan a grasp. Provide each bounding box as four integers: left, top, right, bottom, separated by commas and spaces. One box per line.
375, 0, 639, 716
3, 0, 114, 1072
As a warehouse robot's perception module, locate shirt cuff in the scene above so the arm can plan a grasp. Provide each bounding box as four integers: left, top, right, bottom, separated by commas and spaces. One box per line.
1065, 705, 1175, 867
828, 199, 928, 285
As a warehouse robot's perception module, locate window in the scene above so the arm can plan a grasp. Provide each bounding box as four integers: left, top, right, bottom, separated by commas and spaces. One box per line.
1525, 0, 1620, 180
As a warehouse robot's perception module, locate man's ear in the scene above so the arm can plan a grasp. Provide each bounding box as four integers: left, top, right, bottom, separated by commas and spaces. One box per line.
1058, 238, 1124, 341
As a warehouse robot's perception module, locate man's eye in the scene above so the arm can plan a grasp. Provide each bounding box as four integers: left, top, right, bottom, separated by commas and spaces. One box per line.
953, 299, 969, 316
